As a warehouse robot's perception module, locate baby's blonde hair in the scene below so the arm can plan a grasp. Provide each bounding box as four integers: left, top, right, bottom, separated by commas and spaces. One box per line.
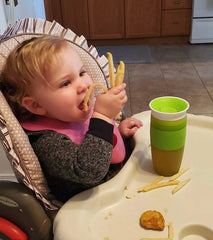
0, 35, 69, 120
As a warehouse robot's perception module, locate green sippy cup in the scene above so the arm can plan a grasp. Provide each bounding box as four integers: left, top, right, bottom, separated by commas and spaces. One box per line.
149, 96, 190, 176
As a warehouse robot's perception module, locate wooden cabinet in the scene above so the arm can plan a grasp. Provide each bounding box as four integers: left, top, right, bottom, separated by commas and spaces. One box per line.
88, 0, 124, 39
162, 0, 192, 9
45, 0, 192, 42
60, 0, 89, 38
161, 0, 192, 36
125, 0, 161, 38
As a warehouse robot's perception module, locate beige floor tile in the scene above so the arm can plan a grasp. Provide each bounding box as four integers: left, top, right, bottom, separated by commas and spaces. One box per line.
127, 63, 167, 115
167, 94, 213, 115
192, 62, 213, 96
150, 44, 188, 63
123, 44, 213, 117
183, 44, 213, 62
160, 62, 208, 95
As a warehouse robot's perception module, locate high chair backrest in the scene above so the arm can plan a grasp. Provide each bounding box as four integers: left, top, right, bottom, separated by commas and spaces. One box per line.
0, 18, 113, 210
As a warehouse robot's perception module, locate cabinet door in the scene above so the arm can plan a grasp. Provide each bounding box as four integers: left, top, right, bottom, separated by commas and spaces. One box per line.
125, 0, 161, 38
60, 0, 89, 38
44, 0, 63, 24
161, 9, 191, 36
88, 0, 124, 39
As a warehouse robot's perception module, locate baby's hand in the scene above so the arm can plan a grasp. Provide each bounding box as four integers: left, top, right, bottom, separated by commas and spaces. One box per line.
118, 118, 143, 138
94, 83, 127, 119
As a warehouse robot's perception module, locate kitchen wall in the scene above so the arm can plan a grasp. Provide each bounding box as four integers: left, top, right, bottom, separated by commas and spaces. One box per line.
1, 0, 46, 34
0, 1, 7, 34
5, 0, 46, 22
6, 0, 45, 21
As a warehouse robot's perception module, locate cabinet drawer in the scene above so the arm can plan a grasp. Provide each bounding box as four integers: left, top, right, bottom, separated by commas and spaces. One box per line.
161, 9, 191, 36
162, 0, 192, 10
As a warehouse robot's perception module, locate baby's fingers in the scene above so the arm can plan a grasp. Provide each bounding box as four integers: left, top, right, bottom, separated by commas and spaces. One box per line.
129, 118, 143, 128
110, 83, 126, 94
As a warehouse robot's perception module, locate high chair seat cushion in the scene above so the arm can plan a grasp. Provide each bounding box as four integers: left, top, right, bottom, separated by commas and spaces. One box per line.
0, 18, 114, 210
0, 95, 58, 209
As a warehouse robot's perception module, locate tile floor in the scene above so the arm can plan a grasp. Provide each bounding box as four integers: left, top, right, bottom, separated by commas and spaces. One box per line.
123, 44, 213, 118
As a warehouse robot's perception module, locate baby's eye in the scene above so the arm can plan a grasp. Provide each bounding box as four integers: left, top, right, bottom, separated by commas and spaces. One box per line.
80, 70, 86, 77
61, 80, 71, 87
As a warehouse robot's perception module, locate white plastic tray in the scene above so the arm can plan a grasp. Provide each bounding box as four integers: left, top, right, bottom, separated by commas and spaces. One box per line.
53, 111, 213, 240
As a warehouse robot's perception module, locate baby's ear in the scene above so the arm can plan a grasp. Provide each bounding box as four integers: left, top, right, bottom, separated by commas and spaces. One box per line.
21, 97, 46, 116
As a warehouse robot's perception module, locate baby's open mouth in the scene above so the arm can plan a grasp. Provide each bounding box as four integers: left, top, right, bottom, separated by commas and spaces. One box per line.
79, 99, 89, 111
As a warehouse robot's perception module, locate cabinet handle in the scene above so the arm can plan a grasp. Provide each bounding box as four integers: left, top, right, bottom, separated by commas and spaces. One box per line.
173, 1, 184, 4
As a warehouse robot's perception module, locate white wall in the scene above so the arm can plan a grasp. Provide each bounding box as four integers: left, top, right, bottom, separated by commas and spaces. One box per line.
5, 0, 46, 22
0, 1, 7, 34
33, 0, 46, 19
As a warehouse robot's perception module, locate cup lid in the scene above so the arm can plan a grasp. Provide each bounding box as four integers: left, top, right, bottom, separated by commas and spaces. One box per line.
149, 96, 190, 121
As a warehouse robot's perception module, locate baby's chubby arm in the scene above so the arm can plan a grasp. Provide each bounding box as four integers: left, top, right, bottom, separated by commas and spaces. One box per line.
118, 118, 143, 138
92, 83, 127, 122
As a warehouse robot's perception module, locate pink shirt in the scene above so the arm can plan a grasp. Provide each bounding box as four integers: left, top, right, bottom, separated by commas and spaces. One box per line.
21, 116, 125, 164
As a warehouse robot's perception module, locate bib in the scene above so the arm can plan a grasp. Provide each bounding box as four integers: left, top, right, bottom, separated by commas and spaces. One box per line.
21, 115, 125, 164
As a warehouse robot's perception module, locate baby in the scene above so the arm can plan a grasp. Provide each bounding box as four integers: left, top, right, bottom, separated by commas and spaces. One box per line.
0, 36, 142, 202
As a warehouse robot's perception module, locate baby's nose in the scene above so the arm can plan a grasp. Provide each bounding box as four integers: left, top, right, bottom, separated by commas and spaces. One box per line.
77, 81, 90, 94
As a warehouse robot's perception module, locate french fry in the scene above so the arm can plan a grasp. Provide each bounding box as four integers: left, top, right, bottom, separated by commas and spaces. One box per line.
83, 52, 125, 113
83, 82, 108, 111
140, 239, 169, 240
168, 222, 174, 240
115, 61, 125, 86
139, 223, 174, 240
142, 180, 179, 192
138, 176, 164, 192
107, 52, 115, 88
169, 167, 190, 181
172, 178, 191, 195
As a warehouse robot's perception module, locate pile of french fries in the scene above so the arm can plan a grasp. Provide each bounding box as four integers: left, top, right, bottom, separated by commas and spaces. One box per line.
83, 52, 125, 111
138, 167, 191, 195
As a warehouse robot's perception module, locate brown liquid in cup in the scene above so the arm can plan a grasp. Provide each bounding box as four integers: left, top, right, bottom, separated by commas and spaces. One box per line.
151, 145, 184, 176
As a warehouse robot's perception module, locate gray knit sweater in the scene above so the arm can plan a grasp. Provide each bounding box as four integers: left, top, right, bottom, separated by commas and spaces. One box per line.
25, 118, 123, 202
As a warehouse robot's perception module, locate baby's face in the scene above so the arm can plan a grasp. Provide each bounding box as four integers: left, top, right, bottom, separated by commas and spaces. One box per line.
30, 45, 93, 122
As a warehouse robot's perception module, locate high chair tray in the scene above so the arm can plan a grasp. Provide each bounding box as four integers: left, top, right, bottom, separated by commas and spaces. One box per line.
53, 111, 213, 240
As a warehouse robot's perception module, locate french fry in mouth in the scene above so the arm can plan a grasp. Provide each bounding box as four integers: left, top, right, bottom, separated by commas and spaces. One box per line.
83, 83, 108, 111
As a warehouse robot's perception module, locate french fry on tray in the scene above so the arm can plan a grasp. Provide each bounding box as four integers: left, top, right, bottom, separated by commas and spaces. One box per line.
138, 167, 191, 194
83, 52, 125, 111
169, 167, 190, 181
168, 222, 174, 240
172, 178, 191, 195
139, 223, 174, 240
138, 176, 164, 192
140, 238, 169, 240
141, 180, 180, 192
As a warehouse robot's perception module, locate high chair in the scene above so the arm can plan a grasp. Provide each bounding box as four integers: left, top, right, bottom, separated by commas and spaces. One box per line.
0, 18, 125, 240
